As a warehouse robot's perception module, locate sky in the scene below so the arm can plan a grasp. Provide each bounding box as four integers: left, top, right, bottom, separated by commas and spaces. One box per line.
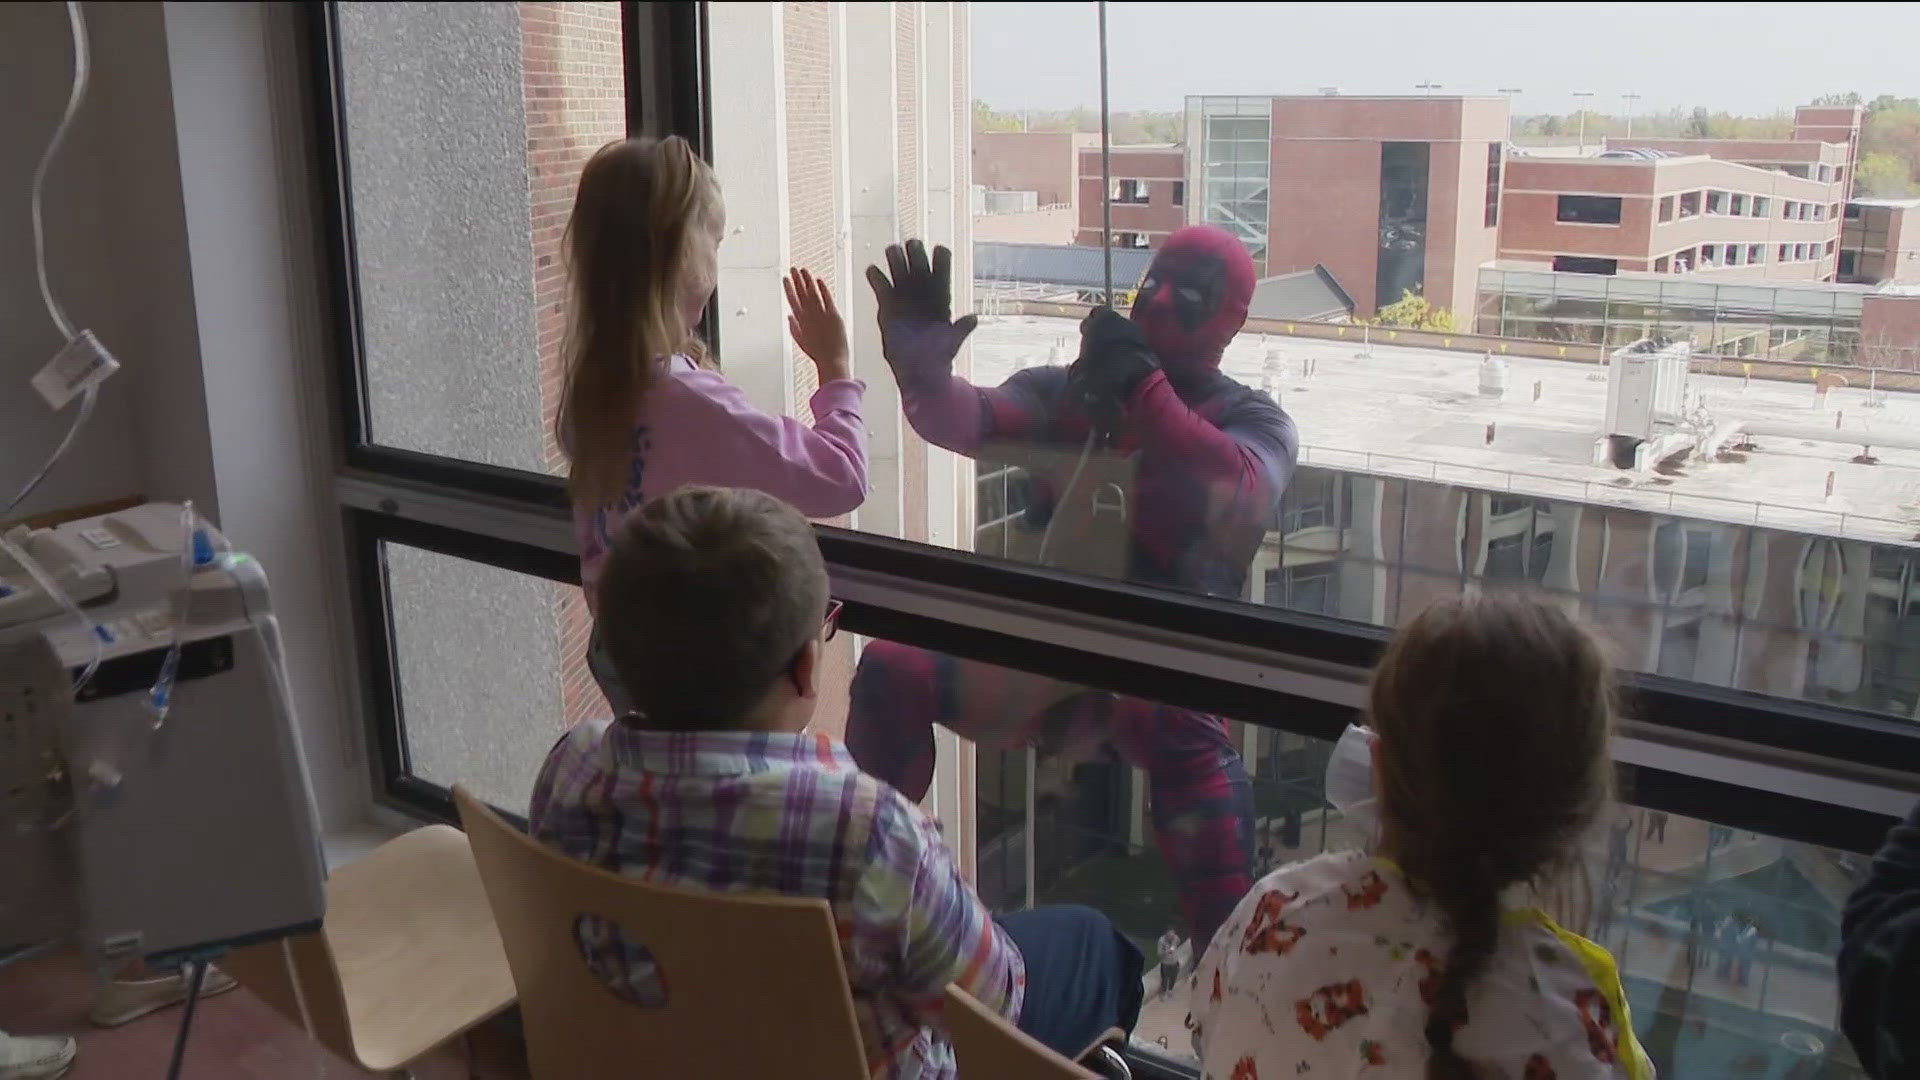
971, 2, 1920, 117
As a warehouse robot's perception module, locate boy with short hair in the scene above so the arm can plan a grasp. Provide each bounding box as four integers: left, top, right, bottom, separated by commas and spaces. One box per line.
530, 486, 1141, 1078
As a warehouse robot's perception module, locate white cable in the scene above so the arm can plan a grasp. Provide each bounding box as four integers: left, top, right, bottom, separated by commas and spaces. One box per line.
5, 384, 97, 518
7, 2, 95, 520
144, 502, 200, 727
1037, 431, 1099, 565
31, 1, 89, 341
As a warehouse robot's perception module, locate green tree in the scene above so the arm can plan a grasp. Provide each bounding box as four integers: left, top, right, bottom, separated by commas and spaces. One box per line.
972, 99, 1021, 134
1856, 151, 1917, 197
1373, 289, 1458, 333
1812, 92, 1864, 107
1685, 106, 1714, 139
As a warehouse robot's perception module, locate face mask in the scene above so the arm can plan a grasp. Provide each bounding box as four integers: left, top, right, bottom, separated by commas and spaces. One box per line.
1324, 723, 1380, 840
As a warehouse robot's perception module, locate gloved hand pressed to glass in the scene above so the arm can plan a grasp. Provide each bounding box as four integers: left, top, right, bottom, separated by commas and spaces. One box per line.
1068, 305, 1161, 431
864, 239, 978, 385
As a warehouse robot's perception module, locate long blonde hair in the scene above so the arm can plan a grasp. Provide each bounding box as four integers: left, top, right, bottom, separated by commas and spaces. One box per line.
556, 136, 722, 506
1369, 593, 1616, 1080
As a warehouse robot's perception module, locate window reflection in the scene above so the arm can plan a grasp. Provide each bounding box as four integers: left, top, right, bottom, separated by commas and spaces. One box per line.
839, 621, 1870, 1075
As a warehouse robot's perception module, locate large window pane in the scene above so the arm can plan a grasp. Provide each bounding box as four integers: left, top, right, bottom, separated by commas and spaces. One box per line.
336, 1, 626, 473
383, 542, 606, 810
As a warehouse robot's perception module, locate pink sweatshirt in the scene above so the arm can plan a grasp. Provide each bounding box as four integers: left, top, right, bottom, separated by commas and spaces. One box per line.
574, 355, 869, 603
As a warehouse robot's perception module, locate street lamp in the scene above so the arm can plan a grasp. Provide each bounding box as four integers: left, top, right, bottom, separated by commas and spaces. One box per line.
1498, 87, 1522, 143
1572, 91, 1595, 150
1623, 91, 1642, 139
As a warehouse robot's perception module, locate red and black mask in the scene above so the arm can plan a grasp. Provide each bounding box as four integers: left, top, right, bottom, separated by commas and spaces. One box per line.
1128, 225, 1255, 376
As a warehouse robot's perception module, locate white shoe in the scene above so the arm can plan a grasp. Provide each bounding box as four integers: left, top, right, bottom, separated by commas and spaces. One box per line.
0, 1031, 75, 1080
88, 965, 238, 1028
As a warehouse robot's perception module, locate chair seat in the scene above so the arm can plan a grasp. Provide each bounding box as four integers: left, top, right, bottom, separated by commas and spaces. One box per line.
324, 824, 516, 1070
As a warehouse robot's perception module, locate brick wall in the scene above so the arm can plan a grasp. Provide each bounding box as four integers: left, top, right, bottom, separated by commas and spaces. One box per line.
521, 1, 625, 727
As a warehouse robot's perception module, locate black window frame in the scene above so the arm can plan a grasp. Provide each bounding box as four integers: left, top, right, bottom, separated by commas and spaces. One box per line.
1557, 193, 1625, 225
304, 0, 1915, 871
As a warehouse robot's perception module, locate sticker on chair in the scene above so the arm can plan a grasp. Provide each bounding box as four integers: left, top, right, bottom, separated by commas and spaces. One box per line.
572, 913, 668, 1007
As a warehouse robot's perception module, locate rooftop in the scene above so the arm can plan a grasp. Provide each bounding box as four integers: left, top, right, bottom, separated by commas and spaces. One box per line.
1851, 197, 1920, 209
969, 316, 1920, 545
974, 242, 1156, 293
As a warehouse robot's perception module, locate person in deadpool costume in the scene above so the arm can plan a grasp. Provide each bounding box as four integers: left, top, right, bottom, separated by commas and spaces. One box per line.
851, 226, 1298, 951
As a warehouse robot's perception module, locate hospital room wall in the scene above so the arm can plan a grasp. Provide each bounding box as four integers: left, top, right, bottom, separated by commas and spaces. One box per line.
0, 1, 368, 832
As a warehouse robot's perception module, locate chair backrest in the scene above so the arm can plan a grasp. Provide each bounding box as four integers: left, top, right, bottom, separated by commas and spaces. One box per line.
454, 786, 871, 1079
943, 983, 1097, 1080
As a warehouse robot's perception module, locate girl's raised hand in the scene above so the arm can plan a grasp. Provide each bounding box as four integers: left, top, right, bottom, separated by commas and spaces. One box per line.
785, 267, 850, 385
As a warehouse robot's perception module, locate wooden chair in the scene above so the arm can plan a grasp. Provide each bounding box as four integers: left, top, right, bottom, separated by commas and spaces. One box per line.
453, 786, 870, 1079
942, 984, 1130, 1080
221, 824, 515, 1077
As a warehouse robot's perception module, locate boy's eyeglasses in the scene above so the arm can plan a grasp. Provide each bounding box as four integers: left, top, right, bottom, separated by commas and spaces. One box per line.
786, 600, 844, 683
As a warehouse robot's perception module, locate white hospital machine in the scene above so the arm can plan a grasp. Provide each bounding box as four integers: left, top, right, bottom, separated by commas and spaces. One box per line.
0, 502, 325, 966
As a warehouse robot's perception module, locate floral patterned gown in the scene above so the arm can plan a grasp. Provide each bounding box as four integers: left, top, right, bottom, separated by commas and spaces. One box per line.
1188, 851, 1654, 1080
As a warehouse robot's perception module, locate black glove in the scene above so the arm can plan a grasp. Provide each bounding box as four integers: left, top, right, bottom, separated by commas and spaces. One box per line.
864, 239, 978, 384
1068, 306, 1160, 429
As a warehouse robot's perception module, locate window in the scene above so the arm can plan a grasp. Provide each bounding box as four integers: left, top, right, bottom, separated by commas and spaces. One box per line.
1830, 204, 1841, 222
332, 0, 627, 475
1552, 255, 1619, 275
1779, 243, 1791, 262
1376, 141, 1430, 309
1708, 190, 1730, 214
1484, 142, 1502, 228
313, 14, 1918, 1079
1557, 193, 1624, 224
1845, 202, 1863, 220
1731, 193, 1748, 216
1783, 200, 1797, 219
1840, 249, 1858, 276
1827, 238, 1837, 256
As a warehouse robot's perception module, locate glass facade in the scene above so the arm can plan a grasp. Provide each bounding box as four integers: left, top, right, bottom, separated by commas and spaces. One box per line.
1478, 266, 1870, 360
1193, 97, 1271, 271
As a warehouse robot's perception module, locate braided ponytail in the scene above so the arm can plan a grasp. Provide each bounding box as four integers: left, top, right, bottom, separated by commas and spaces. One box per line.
1368, 593, 1616, 1080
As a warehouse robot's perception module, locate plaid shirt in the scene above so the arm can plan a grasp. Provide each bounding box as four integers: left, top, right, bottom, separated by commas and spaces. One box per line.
529, 721, 1025, 1079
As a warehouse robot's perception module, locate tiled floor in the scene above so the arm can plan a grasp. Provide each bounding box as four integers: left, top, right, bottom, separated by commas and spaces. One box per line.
0, 948, 526, 1079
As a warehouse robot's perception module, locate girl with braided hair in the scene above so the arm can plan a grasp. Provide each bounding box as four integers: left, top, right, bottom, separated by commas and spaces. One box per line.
1189, 594, 1653, 1080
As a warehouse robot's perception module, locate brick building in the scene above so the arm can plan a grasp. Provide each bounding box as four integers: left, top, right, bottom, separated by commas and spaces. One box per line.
1074, 144, 1185, 251
1842, 198, 1920, 285
1184, 94, 1508, 320
1498, 146, 1849, 281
